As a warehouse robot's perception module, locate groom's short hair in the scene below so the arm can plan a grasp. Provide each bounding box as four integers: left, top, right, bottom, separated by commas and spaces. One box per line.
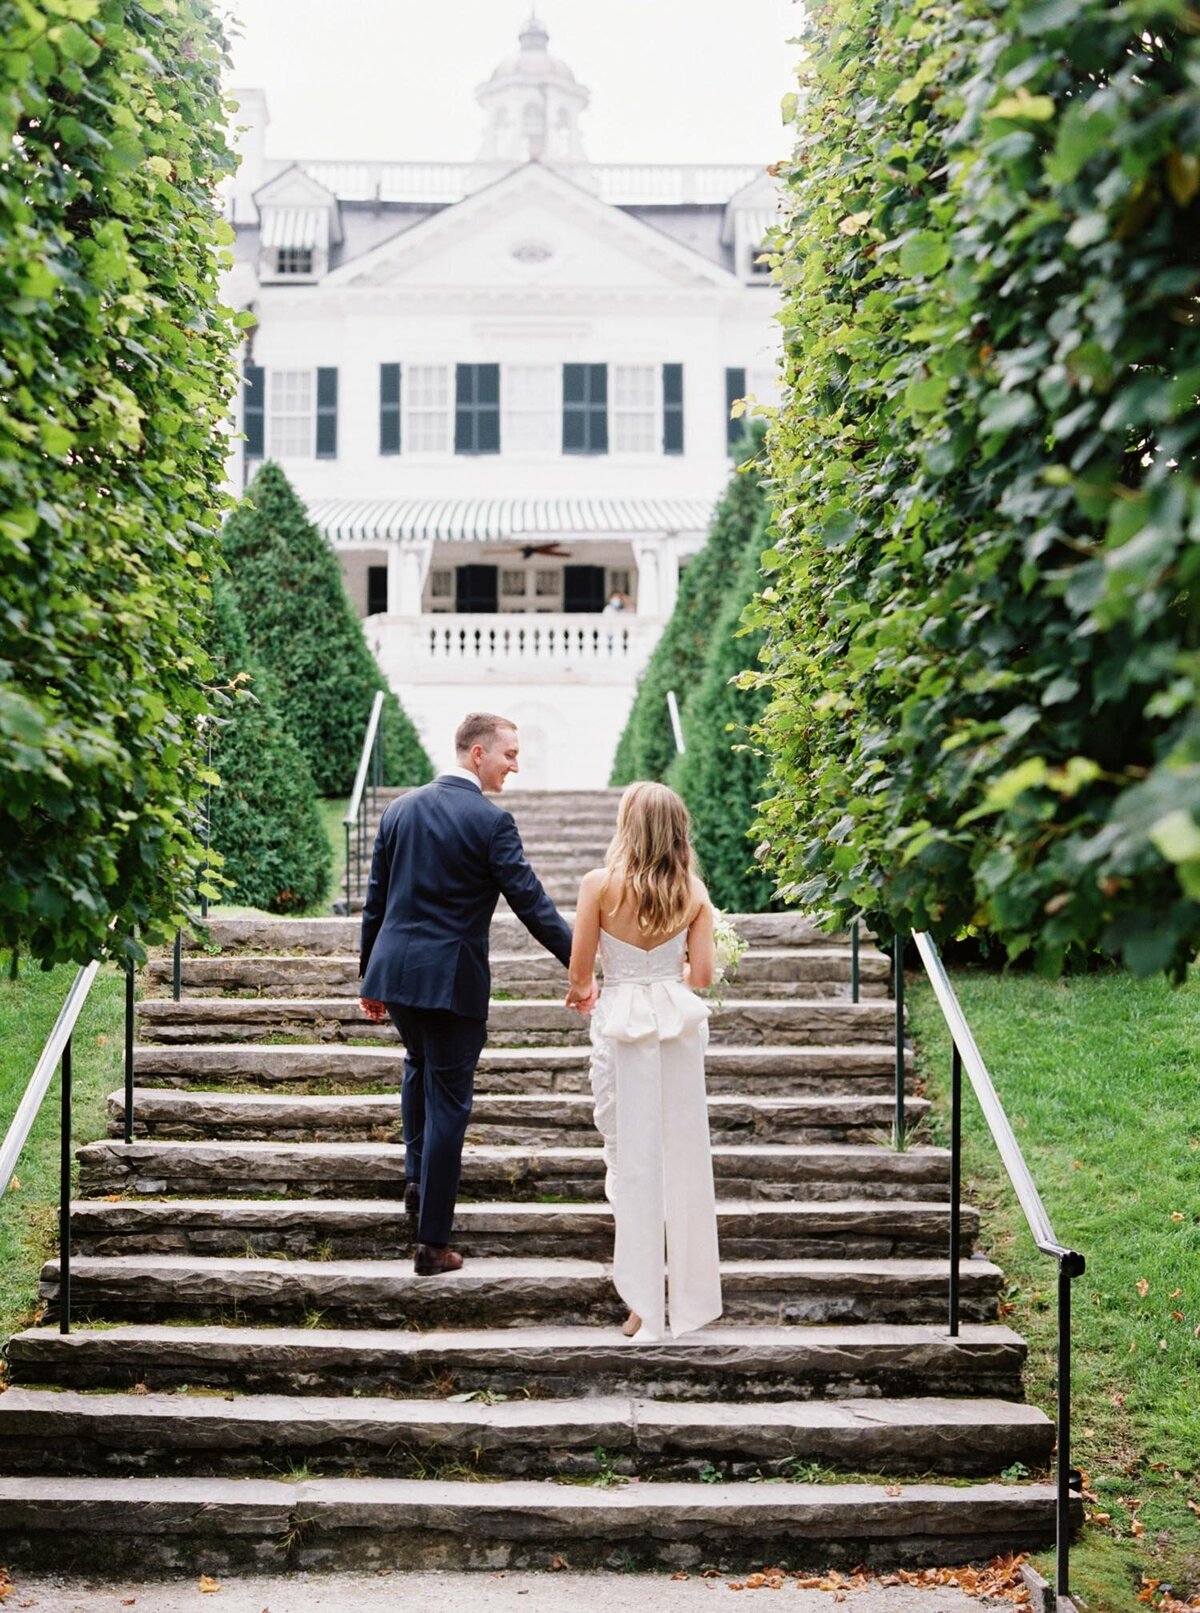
455, 712, 517, 756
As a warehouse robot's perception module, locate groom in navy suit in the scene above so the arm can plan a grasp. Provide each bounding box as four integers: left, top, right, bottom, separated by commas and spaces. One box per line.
359, 712, 591, 1275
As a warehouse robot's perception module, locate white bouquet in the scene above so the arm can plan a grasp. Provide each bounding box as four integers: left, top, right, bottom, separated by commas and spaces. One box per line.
706, 909, 748, 1005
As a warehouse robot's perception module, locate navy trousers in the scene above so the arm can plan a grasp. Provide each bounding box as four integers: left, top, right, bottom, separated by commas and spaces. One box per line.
388, 1005, 488, 1248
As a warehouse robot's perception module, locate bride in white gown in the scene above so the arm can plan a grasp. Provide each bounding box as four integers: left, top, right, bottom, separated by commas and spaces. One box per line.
564, 781, 723, 1342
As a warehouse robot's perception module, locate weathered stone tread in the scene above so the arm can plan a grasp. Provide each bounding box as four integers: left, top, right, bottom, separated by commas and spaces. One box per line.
0, 1387, 1053, 1477
4, 1321, 1029, 1400
0, 1474, 1069, 1574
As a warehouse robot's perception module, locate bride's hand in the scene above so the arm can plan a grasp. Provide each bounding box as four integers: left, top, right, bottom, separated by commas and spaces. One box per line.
565, 978, 597, 1014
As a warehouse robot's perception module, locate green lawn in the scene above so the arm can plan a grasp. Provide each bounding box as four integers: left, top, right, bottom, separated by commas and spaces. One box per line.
909, 965, 1200, 1612
0, 961, 124, 1350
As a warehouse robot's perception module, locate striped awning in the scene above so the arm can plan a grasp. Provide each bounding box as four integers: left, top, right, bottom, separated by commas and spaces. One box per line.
259, 208, 324, 250
307, 496, 715, 544
737, 209, 780, 244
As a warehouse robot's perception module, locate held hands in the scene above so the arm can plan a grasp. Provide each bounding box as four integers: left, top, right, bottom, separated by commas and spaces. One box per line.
359, 997, 388, 1023
565, 977, 598, 1015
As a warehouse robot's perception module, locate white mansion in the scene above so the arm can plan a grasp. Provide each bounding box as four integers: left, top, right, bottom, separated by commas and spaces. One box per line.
225, 16, 781, 786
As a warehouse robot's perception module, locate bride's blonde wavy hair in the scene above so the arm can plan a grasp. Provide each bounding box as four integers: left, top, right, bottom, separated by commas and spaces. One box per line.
601, 781, 698, 937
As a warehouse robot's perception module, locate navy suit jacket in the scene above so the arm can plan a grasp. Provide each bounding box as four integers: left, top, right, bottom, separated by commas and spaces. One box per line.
358, 776, 573, 1019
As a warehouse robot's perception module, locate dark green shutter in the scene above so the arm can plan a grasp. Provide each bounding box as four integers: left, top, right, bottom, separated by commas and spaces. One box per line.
244, 364, 264, 459
455, 364, 500, 455
663, 363, 684, 455
562, 363, 608, 454
380, 363, 401, 455
725, 366, 746, 452
316, 367, 338, 458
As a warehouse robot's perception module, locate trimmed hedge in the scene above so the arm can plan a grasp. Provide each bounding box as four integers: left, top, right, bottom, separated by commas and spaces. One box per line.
669, 504, 775, 913
0, 0, 241, 966
610, 436, 767, 785
222, 463, 432, 796
207, 582, 330, 914
748, 0, 1200, 977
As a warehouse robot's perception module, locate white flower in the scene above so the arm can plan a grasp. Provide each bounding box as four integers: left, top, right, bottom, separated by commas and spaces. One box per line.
710, 908, 748, 986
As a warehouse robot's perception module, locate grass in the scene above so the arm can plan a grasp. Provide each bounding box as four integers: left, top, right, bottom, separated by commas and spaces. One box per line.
908, 965, 1200, 1612
0, 961, 125, 1351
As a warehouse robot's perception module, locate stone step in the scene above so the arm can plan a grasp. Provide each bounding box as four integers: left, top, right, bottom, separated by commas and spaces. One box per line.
38, 1253, 1002, 1327
6, 1320, 1027, 1400
68, 1196, 974, 1262
132, 1042, 914, 1097
135, 996, 900, 1048
106, 1089, 931, 1147
143, 948, 891, 1001
77, 1139, 950, 1203
0, 1474, 1069, 1574
174, 912, 861, 957
0, 1388, 1054, 1480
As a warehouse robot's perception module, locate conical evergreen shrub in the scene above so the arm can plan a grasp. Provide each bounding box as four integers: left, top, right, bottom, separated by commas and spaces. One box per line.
207, 581, 332, 913
669, 508, 775, 913
222, 462, 432, 796
610, 433, 767, 785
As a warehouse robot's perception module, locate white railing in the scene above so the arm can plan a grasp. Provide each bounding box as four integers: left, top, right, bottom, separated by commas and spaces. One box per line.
379, 613, 661, 672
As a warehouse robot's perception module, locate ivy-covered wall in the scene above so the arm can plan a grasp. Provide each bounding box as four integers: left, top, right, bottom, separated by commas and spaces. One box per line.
749, 0, 1200, 977
0, 0, 242, 966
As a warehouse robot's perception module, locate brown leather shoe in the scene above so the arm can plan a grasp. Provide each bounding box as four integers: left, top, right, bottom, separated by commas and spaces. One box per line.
404, 1182, 420, 1223
414, 1243, 463, 1276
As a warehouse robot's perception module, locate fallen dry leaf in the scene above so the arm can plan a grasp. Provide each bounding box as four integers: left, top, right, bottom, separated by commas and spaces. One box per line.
547, 1555, 570, 1572
122, 1602, 136, 1608
1172, 1212, 1185, 1222
671, 1571, 689, 1581
198, 1577, 220, 1594
885, 1483, 902, 1497
1137, 1278, 1151, 1298
132, 1382, 150, 1396
1130, 1520, 1146, 1538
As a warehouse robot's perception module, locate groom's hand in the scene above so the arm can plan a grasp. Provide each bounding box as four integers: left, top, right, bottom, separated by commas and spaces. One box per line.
359, 997, 388, 1023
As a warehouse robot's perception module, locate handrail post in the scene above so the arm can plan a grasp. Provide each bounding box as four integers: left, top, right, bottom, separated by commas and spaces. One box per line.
124, 956, 135, 1146
948, 1041, 962, 1336
893, 933, 906, 1140
172, 927, 182, 1002
1056, 1257, 1074, 1600
344, 822, 352, 915
850, 921, 860, 1005
200, 731, 213, 921
59, 1036, 72, 1335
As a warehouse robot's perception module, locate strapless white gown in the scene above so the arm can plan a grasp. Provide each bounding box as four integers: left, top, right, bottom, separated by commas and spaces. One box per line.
589, 928, 723, 1342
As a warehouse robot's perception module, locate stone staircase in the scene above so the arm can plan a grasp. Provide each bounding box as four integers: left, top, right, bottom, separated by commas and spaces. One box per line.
0, 787, 1069, 1576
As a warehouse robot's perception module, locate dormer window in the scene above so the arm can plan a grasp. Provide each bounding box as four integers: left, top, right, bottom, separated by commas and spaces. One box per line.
276, 245, 314, 276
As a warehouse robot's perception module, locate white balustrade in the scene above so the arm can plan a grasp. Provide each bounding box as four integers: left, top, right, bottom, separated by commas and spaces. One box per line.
375, 612, 660, 681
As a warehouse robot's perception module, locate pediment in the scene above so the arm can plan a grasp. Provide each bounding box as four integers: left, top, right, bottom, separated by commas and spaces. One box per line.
254, 163, 339, 212
325, 163, 738, 293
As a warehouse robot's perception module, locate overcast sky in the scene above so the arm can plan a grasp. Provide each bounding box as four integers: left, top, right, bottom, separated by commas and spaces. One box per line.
221, 0, 802, 167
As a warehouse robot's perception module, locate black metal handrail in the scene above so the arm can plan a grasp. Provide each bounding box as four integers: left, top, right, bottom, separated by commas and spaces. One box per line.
342, 690, 385, 914
909, 928, 1085, 1603
0, 954, 138, 1335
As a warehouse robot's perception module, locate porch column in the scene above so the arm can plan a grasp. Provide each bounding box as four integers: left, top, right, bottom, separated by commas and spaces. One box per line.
633, 541, 662, 616
389, 541, 431, 615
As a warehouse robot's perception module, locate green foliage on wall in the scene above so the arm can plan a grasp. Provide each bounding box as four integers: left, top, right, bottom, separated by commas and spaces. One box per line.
610, 438, 768, 786
207, 582, 331, 914
669, 506, 775, 913
0, 0, 242, 966
222, 463, 433, 797
748, 0, 1200, 977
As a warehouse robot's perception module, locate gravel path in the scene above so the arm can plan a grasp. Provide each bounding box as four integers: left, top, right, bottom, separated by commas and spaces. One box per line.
0, 1568, 1008, 1612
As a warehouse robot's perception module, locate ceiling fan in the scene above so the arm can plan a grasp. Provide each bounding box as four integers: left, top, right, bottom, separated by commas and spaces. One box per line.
495, 542, 574, 560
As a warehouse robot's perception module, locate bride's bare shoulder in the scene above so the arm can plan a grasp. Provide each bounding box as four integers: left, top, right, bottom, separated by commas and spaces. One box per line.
689, 875, 712, 919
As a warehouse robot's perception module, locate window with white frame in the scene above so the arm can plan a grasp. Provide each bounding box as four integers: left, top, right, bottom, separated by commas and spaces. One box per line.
404, 365, 451, 454
503, 365, 560, 453
501, 569, 527, 597
267, 370, 314, 459
535, 568, 561, 597
612, 364, 658, 454
429, 569, 453, 597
